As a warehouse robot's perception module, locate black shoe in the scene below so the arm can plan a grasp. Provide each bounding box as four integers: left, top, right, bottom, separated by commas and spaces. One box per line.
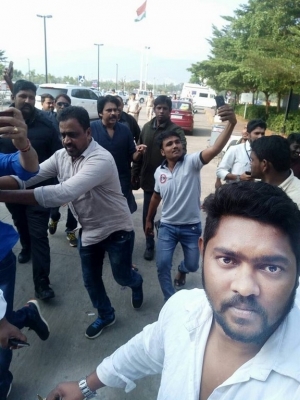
143, 247, 154, 261
131, 283, 143, 309
85, 314, 116, 339
35, 280, 55, 301
25, 299, 50, 341
18, 249, 31, 264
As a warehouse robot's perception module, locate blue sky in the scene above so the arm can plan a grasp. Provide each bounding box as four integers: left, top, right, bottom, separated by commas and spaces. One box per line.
1, 0, 245, 84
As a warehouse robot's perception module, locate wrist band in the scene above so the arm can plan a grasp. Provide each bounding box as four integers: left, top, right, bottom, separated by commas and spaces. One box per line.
19, 139, 31, 153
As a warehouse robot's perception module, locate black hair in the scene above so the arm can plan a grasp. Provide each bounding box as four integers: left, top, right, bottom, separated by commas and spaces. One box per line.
287, 132, 300, 145
115, 95, 123, 105
154, 95, 172, 110
202, 181, 300, 273
55, 93, 71, 104
251, 135, 290, 172
247, 119, 267, 134
41, 93, 54, 103
57, 106, 90, 131
97, 95, 119, 114
156, 131, 181, 149
13, 80, 36, 96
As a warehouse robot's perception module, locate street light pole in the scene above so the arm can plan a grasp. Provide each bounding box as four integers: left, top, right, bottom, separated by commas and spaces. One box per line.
144, 46, 150, 91
27, 58, 31, 80
116, 64, 118, 90
94, 43, 104, 92
37, 14, 52, 83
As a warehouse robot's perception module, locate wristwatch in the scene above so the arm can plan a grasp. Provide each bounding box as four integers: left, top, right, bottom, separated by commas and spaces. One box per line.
78, 378, 97, 399
236, 175, 240, 182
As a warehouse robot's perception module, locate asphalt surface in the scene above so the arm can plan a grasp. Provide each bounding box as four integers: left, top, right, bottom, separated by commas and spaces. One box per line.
0, 106, 243, 399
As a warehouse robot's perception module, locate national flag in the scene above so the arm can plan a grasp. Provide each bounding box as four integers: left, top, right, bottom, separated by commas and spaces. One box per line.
135, 0, 147, 22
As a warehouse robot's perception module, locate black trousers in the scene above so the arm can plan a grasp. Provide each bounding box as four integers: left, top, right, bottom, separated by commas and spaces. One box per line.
142, 190, 156, 250
50, 206, 77, 232
5, 203, 51, 289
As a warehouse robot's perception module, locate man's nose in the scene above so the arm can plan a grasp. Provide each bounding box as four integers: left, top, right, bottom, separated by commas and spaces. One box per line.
63, 136, 71, 144
230, 265, 260, 297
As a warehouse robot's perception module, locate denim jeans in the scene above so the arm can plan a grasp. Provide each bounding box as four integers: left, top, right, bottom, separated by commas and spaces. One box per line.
0, 251, 31, 399
78, 230, 143, 319
156, 222, 201, 301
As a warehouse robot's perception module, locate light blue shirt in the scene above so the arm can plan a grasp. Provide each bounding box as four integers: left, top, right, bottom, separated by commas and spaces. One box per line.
154, 152, 204, 225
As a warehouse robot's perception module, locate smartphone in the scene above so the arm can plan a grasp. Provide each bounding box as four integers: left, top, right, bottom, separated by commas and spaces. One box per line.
215, 95, 226, 109
8, 61, 13, 76
8, 338, 30, 348
0, 110, 14, 128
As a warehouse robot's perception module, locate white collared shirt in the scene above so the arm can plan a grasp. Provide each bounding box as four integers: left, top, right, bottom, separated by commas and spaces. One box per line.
0, 290, 6, 320
217, 141, 251, 180
278, 169, 300, 209
97, 289, 300, 399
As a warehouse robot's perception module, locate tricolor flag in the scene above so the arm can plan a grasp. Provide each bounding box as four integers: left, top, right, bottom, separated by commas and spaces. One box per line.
135, 0, 147, 22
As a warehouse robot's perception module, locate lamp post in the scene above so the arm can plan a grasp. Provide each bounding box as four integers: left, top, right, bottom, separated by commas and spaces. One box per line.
116, 63, 118, 90
144, 46, 150, 90
94, 43, 104, 92
37, 14, 52, 83
27, 59, 31, 80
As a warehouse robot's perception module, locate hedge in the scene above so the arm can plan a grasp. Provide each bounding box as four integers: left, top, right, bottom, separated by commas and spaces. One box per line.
234, 105, 300, 135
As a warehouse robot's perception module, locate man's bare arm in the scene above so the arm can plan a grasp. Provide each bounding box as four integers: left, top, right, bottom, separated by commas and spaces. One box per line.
201, 105, 237, 165
145, 192, 162, 236
0, 190, 37, 205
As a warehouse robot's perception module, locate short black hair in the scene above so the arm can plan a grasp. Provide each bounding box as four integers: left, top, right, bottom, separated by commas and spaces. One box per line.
156, 131, 181, 149
251, 135, 290, 172
57, 106, 90, 131
97, 95, 119, 114
247, 119, 267, 134
13, 80, 37, 96
41, 93, 54, 103
154, 95, 172, 110
54, 93, 71, 104
202, 181, 300, 273
115, 95, 123, 106
287, 132, 300, 145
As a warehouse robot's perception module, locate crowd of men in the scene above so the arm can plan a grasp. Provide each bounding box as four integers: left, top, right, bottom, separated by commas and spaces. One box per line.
0, 70, 300, 399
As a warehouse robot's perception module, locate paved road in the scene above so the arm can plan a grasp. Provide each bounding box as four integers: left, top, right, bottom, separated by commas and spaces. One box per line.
1, 107, 241, 399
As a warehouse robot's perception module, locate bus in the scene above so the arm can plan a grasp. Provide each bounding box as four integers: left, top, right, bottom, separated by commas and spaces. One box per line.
181, 83, 216, 108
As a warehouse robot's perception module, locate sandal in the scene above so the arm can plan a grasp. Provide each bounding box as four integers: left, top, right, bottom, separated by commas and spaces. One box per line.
174, 271, 186, 289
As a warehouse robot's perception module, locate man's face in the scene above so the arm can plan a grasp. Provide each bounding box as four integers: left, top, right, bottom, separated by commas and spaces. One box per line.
250, 151, 264, 179
290, 142, 300, 160
42, 97, 54, 112
55, 96, 71, 114
161, 135, 183, 161
60, 118, 91, 158
154, 103, 171, 124
100, 101, 118, 127
248, 126, 265, 144
241, 126, 248, 141
201, 216, 297, 345
13, 90, 35, 119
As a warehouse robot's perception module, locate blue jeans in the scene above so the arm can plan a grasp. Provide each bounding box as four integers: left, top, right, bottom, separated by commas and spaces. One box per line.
78, 230, 143, 319
156, 222, 201, 301
0, 251, 31, 399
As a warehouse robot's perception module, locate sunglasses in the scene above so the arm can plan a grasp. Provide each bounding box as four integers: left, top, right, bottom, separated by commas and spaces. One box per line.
56, 102, 70, 107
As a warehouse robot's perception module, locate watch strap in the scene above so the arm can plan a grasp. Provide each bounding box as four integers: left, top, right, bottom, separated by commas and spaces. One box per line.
78, 378, 97, 399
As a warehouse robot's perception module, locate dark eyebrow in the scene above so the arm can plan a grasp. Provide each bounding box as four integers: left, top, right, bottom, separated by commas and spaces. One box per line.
213, 247, 291, 265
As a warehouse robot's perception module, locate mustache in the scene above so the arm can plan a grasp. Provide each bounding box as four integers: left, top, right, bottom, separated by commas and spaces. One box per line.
21, 104, 34, 112
219, 294, 267, 315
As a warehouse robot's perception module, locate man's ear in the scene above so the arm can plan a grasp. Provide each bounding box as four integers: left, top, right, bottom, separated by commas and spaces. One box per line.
199, 237, 204, 257
86, 127, 92, 137
161, 148, 165, 157
262, 159, 270, 173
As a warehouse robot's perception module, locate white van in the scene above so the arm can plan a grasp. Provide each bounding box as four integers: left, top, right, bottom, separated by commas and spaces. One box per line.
36, 84, 99, 119
181, 83, 216, 108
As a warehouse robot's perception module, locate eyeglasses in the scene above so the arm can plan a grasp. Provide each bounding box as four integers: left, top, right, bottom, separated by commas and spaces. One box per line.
57, 102, 70, 107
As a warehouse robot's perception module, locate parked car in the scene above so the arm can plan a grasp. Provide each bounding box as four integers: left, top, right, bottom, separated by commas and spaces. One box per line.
170, 100, 194, 135
134, 89, 150, 104
36, 84, 99, 119
104, 90, 129, 105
